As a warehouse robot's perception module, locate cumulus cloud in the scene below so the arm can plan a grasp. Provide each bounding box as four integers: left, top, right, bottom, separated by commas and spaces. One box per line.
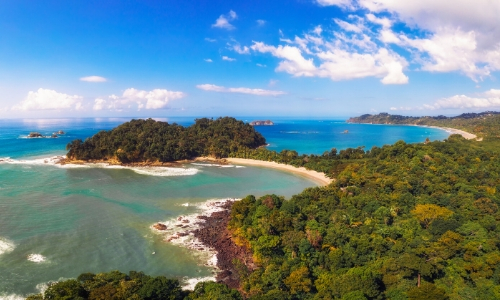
204, 58, 213, 62
94, 88, 185, 111
212, 10, 238, 30
222, 56, 236, 62
309, 0, 500, 81
80, 76, 107, 82
426, 89, 500, 110
13, 88, 83, 111
233, 45, 250, 54
196, 84, 286, 96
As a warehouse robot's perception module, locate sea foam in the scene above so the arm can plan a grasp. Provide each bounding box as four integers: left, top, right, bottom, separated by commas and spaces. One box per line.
0, 156, 198, 177
151, 198, 239, 271
27, 254, 46, 263
0, 238, 15, 256
0, 294, 25, 300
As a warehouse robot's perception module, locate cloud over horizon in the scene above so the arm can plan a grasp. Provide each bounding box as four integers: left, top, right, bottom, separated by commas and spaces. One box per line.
80, 76, 107, 82
196, 84, 286, 96
13, 88, 83, 111
93, 88, 186, 111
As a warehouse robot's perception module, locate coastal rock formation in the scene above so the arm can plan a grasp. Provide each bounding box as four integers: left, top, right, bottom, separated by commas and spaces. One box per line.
249, 120, 274, 126
28, 132, 43, 138
51, 134, 58, 138
56, 130, 65, 134
192, 201, 255, 289
153, 223, 168, 230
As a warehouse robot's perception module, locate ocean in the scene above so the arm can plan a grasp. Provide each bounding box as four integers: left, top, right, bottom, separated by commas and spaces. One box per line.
0, 117, 449, 297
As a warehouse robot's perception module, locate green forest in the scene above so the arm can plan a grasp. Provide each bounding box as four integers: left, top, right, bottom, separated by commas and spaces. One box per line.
66, 117, 266, 162
38, 114, 500, 299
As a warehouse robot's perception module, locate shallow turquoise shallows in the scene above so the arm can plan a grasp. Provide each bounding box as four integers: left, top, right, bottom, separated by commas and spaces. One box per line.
0, 118, 449, 297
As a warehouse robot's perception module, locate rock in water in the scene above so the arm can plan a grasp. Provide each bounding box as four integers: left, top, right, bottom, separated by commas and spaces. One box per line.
153, 223, 167, 230
28, 132, 43, 138
250, 120, 274, 126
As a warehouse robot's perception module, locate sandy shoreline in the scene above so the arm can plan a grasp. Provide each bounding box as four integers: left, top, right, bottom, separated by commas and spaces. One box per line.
225, 158, 333, 186
422, 125, 477, 140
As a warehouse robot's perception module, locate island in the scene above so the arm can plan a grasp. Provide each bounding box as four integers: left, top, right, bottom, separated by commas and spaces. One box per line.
249, 120, 274, 126
65, 117, 267, 163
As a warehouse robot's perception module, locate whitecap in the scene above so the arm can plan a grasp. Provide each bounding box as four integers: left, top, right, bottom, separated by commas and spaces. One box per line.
151, 198, 240, 271
0, 156, 198, 176
27, 254, 46, 263
181, 276, 217, 291
0, 294, 25, 300
0, 238, 15, 255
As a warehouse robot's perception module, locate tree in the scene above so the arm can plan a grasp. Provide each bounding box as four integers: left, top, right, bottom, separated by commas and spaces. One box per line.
411, 204, 453, 228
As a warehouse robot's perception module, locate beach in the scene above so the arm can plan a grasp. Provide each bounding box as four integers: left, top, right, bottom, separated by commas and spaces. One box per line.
225, 158, 333, 186
427, 126, 477, 140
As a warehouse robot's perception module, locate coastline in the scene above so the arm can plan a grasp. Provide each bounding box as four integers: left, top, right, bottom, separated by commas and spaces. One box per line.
225, 158, 333, 186
420, 125, 477, 140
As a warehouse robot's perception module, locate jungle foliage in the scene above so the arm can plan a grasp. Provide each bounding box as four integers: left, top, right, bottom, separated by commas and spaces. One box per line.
26, 271, 241, 300
227, 135, 500, 299
66, 117, 266, 162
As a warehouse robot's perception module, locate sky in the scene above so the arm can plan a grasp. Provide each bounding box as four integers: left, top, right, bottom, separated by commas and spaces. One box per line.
1, 0, 500, 119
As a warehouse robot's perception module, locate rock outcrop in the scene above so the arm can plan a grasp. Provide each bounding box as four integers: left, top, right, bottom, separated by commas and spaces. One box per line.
28, 132, 43, 138
249, 120, 274, 126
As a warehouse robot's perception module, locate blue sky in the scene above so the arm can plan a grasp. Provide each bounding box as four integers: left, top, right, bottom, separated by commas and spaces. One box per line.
1, 0, 499, 118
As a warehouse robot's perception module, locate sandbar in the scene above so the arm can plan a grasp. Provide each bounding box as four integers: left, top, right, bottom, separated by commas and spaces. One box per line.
224, 158, 333, 186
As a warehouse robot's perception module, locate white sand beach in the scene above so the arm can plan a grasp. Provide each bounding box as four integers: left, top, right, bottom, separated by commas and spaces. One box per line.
225, 158, 333, 186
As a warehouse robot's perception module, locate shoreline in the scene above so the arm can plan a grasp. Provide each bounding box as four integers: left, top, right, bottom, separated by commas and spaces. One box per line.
224, 158, 333, 186
418, 125, 478, 140
347, 122, 478, 140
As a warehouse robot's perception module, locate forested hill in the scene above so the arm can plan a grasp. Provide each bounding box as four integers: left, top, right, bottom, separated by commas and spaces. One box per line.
347, 112, 500, 140
66, 117, 266, 163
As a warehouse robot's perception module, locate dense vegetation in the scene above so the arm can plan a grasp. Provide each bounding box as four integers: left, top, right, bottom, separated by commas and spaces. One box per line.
26, 270, 241, 300
228, 135, 500, 299
44, 115, 500, 299
347, 111, 500, 140
66, 117, 266, 162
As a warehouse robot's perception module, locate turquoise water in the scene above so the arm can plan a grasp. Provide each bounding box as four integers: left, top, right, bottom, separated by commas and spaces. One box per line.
0, 118, 450, 297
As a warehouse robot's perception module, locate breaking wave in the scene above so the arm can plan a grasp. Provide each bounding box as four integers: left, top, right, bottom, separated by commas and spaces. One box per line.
0, 156, 198, 177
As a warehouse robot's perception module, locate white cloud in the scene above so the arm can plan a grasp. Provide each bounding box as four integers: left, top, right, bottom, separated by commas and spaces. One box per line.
93, 98, 106, 111
13, 88, 83, 111
196, 84, 286, 96
334, 19, 363, 33
256, 63, 267, 67
80, 76, 107, 82
205, 38, 217, 42
256, 20, 266, 26
426, 89, 500, 110
212, 10, 238, 30
222, 56, 236, 62
251, 39, 408, 84
204, 58, 213, 63
233, 45, 250, 54
95, 88, 185, 111
316, 0, 353, 8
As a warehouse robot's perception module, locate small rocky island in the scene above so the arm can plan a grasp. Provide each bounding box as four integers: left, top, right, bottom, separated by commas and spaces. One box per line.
27, 132, 43, 138
249, 120, 274, 126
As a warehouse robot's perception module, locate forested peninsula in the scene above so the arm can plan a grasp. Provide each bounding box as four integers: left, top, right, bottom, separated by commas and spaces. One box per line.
65, 117, 266, 163
32, 114, 500, 299
347, 111, 500, 141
